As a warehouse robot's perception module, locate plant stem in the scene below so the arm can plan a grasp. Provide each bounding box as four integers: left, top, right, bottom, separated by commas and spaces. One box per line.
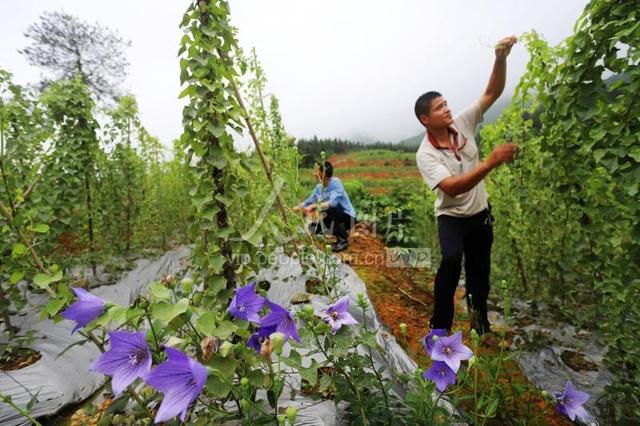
146, 310, 161, 352
481, 334, 506, 426
309, 323, 369, 425
266, 360, 279, 424
81, 329, 105, 352
360, 304, 391, 419
127, 385, 153, 419
0, 392, 43, 426
430, 391, 443, 425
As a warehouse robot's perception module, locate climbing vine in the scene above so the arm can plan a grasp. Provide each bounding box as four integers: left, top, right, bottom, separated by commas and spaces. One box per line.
482, 1, 639, 420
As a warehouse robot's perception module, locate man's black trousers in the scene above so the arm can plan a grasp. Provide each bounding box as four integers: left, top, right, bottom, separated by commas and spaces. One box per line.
430, 208, 493, 331
309, 207, 354, 242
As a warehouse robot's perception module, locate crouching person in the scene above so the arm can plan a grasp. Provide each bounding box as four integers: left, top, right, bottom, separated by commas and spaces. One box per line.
292, 161, 356, 252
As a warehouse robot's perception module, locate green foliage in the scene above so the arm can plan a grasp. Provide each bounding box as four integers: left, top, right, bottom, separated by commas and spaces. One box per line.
178, 0, 263, 291
482, 2, 640, 419
297, 138, 416, 167
1, 69, 55, 336
41, 77, 100, 272
353, 182, 437, 249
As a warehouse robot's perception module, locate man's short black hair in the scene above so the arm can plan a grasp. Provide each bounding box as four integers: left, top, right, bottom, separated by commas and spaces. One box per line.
316, 160, 334, 178
414, 91, 442, 124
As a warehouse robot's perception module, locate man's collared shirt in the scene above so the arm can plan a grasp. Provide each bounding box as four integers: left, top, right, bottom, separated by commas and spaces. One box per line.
416, 100, 489, 217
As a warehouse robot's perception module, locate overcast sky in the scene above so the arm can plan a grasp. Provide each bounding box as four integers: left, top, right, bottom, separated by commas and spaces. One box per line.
1, 0, 588, 148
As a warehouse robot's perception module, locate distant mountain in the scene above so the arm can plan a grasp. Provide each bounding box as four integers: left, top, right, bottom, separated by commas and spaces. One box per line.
348, 133, 379, 144
398, 133, 424, 148
397, 97, 512, 148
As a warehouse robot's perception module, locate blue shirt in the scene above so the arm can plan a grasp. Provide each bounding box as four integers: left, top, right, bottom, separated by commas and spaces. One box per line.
302, 177, 356, 218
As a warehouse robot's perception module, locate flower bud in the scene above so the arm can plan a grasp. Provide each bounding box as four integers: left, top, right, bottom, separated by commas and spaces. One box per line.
320, 151, 326, 159
269, 332, 286, 355
541, 390, 549, 398
219, 341, 234, 358
192, 292, 203, 306
470, 328, 480, 347
260, 339, 273, 360
278, 415, 286, 425
357, 292, 368, 308
431, 335, 439, 342
240, 377, 250, 387
180, 277, 194, 293
399, 323, 407, 335
161, 274, 175, 287
240, 398, 251, 412
140, 386, 155, 400
468, 355, 477, 369
286, 406, 297, 424
303, 304, 315, 316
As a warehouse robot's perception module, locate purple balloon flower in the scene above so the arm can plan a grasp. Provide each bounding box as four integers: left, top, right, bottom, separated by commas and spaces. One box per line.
60, 288, 106, 333
321, 296, 358, 334
260, 301, 301, 343
90, 331, 152, 397
555, 380, 591, 422
145, 347, 208, 424
228, 282, 266, 323
247, 324, 277, 353
430, 331, 473, 373
422, 328, 448, 356
423, 361, 457, 392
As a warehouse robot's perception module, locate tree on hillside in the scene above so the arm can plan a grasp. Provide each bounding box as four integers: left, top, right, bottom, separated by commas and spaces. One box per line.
20, 11, 130, 101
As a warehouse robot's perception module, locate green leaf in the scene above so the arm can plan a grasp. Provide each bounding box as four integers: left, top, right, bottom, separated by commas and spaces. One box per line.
209, 255, 227, 274
299, 359, 319, 385
195, 312, 217, 335
178, 85, 196, 99
96, 305, 128, 327
126, 307, 144, 321
209, 356, 238, 380
485, 399, 498, 418
151, 298, 189, 323
248, 369, 264, 387
206, 357, 238, 398
319, 374, 333, 393
33, 270, 64, 289
42, 298, 65, 317
242, 230, 263, 247
208, 276, 227, 295
283, 349, 302, 369
9, 271, 24, 285
593, 149, 607, 162
148, 282, 172, 301
359, 332, 380, 350
332, 332, 353, 356
33, 224, 50, 233
206, 375, 231, 398
214, 193, 233, 207
11, 243, 27, 257
214, 320, 237, 340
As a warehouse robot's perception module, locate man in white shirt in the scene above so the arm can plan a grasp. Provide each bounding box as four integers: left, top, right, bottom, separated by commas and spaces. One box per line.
415, 36, 519, 335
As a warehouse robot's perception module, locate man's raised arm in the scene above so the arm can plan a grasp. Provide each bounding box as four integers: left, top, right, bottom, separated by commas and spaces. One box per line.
437, 143, 518, 197
478, 35, 517, 113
